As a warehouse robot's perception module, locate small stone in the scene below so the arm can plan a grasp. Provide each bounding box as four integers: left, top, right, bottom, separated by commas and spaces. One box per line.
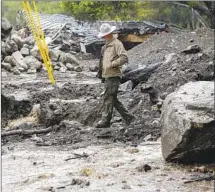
66, 63, 74, 71
20, 47, 30, 56
126, 147, 139, 154
161, 92, 168, 100
60, 67, 67, 73
2, 62, 12, 71
152, 119, 160, 128
189, 39, 194, 43
18, 67, 25, 72
27, 69, 37, 74
122, 184, 131, 189
74, 66, 82, 72
54, 66, 60, 71
89, 65, 99, 72
12, 68, 21, 75
144, 134, 152, 141
23, 44, 30, 49
182, 45, 201, 54
198, 166, 207, 173
136, 164, 152, 172
156, 101, 163, 108
82, 53, 93, 60
4, 56, 16, 66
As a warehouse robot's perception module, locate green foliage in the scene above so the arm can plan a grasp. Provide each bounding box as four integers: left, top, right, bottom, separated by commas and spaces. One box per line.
2, 1, 212, 29
2, 1, 64, 25
59, 1, 156, 21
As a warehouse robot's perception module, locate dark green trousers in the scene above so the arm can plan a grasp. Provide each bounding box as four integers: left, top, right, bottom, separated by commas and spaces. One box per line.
101, 76, 132, 124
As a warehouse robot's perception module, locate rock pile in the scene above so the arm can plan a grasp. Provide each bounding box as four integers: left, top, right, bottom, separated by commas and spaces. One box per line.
1, 18, 84, 75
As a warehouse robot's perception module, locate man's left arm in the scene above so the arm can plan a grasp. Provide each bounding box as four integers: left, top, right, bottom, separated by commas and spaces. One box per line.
111, 42, 128, 67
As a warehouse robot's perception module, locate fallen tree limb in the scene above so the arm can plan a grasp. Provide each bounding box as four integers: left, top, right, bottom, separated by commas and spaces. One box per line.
64, 152, 89, 161
184, 175, 215, 184
121, 62, 162, 89
1, 127, 52, 137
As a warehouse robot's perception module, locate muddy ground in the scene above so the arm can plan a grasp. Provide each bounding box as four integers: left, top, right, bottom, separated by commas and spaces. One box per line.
2, 28, 214, 191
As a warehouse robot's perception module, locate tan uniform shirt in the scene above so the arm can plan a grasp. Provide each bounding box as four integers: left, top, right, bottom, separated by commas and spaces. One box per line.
100, 38, 128, 78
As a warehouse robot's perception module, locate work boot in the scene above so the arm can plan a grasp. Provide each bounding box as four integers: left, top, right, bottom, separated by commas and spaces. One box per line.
95, 120, 110, 128
125, 115, 136, 126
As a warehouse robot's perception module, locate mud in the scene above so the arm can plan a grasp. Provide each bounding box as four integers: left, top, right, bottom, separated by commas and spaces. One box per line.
2, 140, 214, 192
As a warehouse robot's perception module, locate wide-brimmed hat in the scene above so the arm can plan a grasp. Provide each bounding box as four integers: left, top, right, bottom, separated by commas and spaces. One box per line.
97, 23, 116, 38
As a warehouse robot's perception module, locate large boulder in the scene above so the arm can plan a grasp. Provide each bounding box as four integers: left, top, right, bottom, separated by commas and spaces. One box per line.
161, 81, 215, 163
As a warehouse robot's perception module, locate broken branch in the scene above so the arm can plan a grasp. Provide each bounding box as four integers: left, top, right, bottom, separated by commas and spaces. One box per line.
1, 127, 52, 137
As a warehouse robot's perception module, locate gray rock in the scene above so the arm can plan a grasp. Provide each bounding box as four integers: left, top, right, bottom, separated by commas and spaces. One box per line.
18, 67, 25, 72
49, 49, 61, 62
12, 51, 28, 70
11, 34, 24, 49
54, 66, 60, 71
30, 48, 42, 61
1, 18, 12, 40
89, 65, 99, 72
82, 53, 93, 60
58, 62, 67, 72
2, 62, 12, 71
1, 41, 6, 55
23, 56, 42, 70
23, 44, 30, 49
122, 184, 131, 189
119, 81, 132, 92
152, 119, 160, 128
136, 164, 152, 172
66, 63, 74, 71
24, 36, 35, 46
60, 67, 67, 73
182, 45, 201, 54
20, 47, 30, 56
59, 120, 83, 130
74, 66, 82, 72
52, 62, 57, 67
3, 56, 16, 67
12, 68, 21, 75
59, 52, 80, 65
1, 18, 12, 31
27, 69, 37, 74
161, 81, 215, 163
5, 40, 18, 53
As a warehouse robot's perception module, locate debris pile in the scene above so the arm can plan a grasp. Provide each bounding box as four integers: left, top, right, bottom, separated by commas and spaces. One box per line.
1, 14, 214, 163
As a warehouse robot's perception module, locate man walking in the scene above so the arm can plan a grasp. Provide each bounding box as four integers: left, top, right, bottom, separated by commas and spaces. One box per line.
96, 23, 135, 128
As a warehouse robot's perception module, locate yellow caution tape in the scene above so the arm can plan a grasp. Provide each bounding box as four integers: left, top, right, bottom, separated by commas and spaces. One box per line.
21, 0, 56, 85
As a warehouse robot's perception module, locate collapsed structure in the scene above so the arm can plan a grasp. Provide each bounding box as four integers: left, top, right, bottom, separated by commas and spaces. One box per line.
17, 12, 169, 57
